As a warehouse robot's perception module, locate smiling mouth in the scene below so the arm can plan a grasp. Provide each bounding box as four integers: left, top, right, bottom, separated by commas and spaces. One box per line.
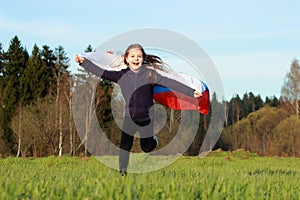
132, 62, 140, 66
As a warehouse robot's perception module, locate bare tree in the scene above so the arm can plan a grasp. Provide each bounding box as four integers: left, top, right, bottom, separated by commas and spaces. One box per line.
73, 73, 99, 157
54, 46, 70, 156
64, 75, 75, 156
281, 59, 300, 117
11, 104, 40, 157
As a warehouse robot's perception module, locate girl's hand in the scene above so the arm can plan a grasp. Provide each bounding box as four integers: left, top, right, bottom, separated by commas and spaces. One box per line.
75, 54, 85, 64
194, 90, 202, 98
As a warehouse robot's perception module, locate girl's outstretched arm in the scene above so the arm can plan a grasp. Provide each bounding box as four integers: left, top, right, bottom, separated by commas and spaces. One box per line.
75, 54, 124, 82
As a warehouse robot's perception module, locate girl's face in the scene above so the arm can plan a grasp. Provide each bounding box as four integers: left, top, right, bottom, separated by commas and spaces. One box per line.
125, 48, 144, 71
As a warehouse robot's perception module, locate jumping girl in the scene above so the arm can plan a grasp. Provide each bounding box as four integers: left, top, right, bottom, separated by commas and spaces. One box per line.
75, 44, 201, 175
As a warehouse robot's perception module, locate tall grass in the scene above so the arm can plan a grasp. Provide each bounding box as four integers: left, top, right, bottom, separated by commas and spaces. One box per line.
1, 152, 300, 199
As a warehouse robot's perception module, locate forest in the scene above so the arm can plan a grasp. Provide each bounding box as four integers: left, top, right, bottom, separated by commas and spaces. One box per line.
0, 36, 299, 157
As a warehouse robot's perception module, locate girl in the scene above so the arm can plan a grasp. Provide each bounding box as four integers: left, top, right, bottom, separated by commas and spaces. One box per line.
75, 44, 201, 175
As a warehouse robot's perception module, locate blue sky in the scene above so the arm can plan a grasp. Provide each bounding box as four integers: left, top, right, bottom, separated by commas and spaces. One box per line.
1, 0, 299, 100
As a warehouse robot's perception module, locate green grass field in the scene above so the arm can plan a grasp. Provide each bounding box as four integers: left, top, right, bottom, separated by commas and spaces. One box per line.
1, 151, 300, 200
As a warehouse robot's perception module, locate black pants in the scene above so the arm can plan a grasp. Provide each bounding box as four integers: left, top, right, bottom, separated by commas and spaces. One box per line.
119, 116, 157, 172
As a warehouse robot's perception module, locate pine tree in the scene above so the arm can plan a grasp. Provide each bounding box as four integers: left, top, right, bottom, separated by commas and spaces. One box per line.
265, 96, 280, 107
85, 44, 93, 53
40, 45, 56, 96
0, 36, 28, 145
20, 44, 48, 105
2, 36, 28, 83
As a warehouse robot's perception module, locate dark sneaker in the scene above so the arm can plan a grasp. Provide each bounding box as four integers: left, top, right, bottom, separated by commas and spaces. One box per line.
120, 169, 127, 177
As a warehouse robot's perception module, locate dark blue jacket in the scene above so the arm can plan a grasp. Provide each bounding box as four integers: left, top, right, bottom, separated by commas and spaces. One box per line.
81, 59, 195, 122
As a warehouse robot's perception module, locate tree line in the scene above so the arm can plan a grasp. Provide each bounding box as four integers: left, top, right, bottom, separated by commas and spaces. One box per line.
218, 59, 300, 156
0, 36, 299, 157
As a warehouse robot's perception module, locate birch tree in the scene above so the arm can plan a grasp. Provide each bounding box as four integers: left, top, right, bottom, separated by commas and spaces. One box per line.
281, 59, 300, 117
54, 46, 70, 156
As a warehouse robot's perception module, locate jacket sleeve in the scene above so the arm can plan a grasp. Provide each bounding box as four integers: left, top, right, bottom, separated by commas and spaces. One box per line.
80, 59, 124, 82
154, 71, 195, 97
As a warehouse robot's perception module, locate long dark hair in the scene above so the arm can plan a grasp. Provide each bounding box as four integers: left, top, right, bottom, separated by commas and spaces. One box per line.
123, 44, 166, 71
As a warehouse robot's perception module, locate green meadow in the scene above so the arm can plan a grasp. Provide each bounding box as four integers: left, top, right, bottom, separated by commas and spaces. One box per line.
1, 151, 300, 200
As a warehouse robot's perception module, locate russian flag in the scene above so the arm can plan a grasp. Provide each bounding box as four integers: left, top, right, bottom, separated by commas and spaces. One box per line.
80, 51, 210, 115
153, 77, 209, 115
